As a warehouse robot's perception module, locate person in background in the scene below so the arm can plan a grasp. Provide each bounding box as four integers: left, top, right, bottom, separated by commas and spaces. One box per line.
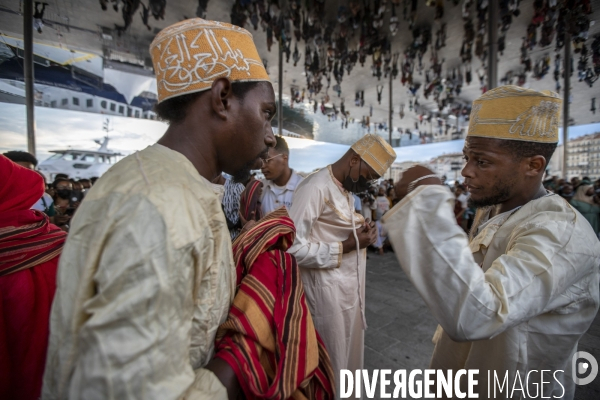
43, 18, 276, 399
2, 150, 38, 170
260, 135, 303, 214
222, 175, 246, 241
51, 178, 73, 232
78, 178, 92, 191
288, 133, 396, 395
384, 86, 600, 398
70, 180, 84, 204
386, 186, 397, 207
0, 156, 66, 400
570, 180, 600, 236
558, 182, 574, 201
375, 186, 390, 220
32, 171, 56, 218
2, 151, 56, 217
360, 187, 377, 221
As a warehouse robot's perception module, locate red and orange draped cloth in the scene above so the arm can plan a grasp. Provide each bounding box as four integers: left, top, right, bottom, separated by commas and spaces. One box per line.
215, 208, 335, 400
239, 178, 264, 221
0, 155, 66, 400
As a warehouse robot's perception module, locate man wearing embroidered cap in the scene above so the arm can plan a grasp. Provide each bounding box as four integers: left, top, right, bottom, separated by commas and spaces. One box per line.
43, 18, 276, 399
288, 134, 396, 397
383, 86, 600, 398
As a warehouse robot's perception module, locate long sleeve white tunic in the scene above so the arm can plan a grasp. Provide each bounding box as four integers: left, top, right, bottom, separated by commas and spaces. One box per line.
382, 185, 600, 399
288, 166, 367, 398
42, 144, 235, 400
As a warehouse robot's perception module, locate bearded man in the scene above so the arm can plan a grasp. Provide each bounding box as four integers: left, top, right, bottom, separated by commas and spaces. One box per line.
288, 134, 396, 396
43, 19, 275, 399
383, 86, 600, 398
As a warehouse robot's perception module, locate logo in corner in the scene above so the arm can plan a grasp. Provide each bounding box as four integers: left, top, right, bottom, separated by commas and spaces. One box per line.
572, 351, 598, 385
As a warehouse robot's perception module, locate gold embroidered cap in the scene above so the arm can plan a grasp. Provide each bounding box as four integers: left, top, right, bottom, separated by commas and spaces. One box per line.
467, 85, 562, 143
150, 18, 270, 103
351, 134, 397, 177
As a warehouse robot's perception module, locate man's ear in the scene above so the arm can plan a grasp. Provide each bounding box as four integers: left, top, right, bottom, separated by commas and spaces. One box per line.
525, 155, 546, 177
349, 153, 361, 167
210, 78, 234, 120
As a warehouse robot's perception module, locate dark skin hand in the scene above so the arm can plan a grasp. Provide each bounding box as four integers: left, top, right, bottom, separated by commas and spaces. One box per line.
205, 358, 240, 399
342, 218, 377, 253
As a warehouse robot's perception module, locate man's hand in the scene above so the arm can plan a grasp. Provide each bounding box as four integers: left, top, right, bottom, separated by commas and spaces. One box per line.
342, 222, 377, 253
239, 211, 257, 234
205, 357, 240, 399
395, 165, 442, 201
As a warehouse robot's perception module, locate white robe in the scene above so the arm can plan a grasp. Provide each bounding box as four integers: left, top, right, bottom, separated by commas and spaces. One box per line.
383, 185, 600, 399
288, 166, 367, 398
43, 144, 234, 400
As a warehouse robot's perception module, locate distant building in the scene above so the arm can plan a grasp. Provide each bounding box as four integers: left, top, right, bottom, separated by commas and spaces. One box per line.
566, 132, 600, 179
428, 152, 465, 181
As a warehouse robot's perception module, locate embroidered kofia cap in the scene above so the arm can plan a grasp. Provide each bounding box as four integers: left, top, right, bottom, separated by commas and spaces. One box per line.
466, 86, 562, 143
351, 134, 397, 177
150, 18, 270, 103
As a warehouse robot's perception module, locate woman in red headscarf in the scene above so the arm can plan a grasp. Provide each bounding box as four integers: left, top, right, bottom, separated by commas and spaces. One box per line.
0, 155, 67, 400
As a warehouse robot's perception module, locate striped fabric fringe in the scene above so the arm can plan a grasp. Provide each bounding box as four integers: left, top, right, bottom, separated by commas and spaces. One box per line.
215, 208, 335, 400
0, 211, 66, 277
239, 179, 264, 221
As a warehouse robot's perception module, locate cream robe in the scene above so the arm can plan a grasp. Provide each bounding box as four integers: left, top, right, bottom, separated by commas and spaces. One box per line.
288, 166, 367, 398
383, 185, 600, 399
43, 144, 235, 400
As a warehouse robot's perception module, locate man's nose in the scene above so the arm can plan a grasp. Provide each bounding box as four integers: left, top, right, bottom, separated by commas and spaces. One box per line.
461, 162, 474, 179
265, 127, 276, 148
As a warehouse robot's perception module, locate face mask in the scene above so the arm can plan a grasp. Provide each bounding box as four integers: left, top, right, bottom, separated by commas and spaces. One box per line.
56, 189, 71, 199
342, 164, 371, 194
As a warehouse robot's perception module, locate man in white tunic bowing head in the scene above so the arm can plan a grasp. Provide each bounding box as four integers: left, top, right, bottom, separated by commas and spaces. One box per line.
383, 86, 600, 399
43, 18, 275, 399
288, 133, 397, 398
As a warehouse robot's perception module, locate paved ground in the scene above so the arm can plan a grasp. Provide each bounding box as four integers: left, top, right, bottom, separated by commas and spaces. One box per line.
363, 251, 600, 400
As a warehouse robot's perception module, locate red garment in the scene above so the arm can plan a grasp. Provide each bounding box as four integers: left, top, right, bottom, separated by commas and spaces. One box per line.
239, 179, 264, 221
0, 155, 66, 400
216, 208, 335, 400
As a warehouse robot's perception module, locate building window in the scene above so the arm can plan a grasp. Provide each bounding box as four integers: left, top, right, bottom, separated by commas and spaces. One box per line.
50, 100, 57, 108
101, 100, 107, 109
134, 110, 140, 118
118, 105, 124, 114
110, 103, 116, 112
61, 98, 68, 106
72, 97, 80, 106
86, 99, 93, 108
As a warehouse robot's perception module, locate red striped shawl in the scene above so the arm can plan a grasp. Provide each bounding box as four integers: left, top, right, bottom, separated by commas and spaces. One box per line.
215, 208, 335, 400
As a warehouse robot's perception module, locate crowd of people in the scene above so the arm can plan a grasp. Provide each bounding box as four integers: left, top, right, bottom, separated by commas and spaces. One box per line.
2, 16, 600, 400
1, 151, 95, 233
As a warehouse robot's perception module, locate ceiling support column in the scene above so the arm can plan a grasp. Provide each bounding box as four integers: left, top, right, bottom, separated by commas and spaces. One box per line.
487, 0, 498, 90
24, 0, 36, 155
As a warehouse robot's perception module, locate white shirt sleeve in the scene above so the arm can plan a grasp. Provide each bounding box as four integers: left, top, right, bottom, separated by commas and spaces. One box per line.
383, 185, 581, 342
288, 183, 343, 269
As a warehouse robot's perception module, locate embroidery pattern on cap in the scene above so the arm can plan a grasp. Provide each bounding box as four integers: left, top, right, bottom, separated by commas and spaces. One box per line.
509, 101, 560, 138
154, 29, 264, 94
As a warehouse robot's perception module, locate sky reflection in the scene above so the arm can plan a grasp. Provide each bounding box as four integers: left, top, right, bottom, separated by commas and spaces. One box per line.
1, 102, 597, 174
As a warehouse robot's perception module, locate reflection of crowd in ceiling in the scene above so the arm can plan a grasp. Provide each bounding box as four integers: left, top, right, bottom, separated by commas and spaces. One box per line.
89, 1, 599, 128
